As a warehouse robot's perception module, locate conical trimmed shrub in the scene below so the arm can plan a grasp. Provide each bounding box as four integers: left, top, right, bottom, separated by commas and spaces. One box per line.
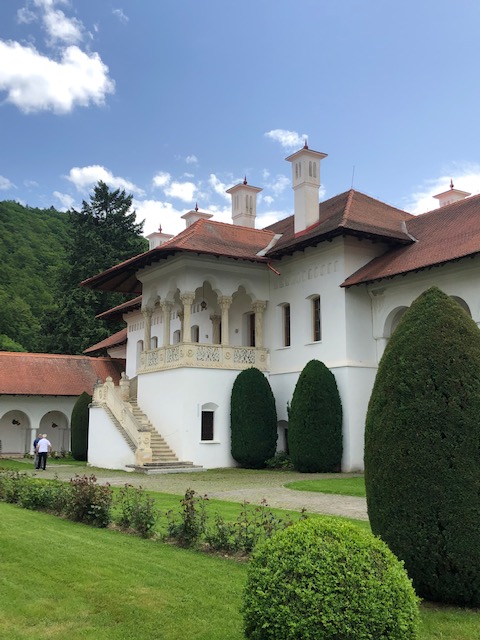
365, 286, 480, 606
71, 391, 91, 461
230, 367, 277, 469
288, 359, 342, 472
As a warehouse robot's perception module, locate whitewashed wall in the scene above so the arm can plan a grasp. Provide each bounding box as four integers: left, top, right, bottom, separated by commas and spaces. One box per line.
88, 405, 136, 470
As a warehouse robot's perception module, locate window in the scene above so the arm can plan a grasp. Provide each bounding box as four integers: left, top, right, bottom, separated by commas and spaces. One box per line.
201, 411, 214, 441
150, 336, 158, 349
191, 325, 199, 342
312, 295, 321, 342
248, 313, 256, 347
283, 304, 291, 347
173, 329, 181, 344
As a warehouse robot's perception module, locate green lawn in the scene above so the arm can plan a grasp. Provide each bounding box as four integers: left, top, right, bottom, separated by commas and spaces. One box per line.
285, 475, 366, 497
0, 458, 85, 470
1, 503, 479, 639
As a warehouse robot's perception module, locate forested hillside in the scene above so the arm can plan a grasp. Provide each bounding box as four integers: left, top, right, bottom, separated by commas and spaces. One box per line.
0, 184, 148, 354
0, 200, 70, 352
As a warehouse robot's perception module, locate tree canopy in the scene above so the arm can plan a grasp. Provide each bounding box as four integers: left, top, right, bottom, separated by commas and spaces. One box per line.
365, 287, 480, 606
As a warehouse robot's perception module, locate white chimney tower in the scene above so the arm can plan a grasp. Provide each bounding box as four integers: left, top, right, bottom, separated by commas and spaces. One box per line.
433, 180, 471, 208
286, 141, 327, 234
181, 204, 213, 227
226, 178, 262, 228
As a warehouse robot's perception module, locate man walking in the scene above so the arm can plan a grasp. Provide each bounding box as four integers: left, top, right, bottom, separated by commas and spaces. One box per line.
36, 434, 51, 470
33, 433, 41, 469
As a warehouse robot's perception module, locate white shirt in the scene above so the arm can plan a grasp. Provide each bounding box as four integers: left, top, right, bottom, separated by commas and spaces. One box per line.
37, 438, 51, 453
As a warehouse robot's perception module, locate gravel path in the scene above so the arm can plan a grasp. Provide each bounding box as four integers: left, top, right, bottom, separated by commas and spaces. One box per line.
24, 463, 368, 521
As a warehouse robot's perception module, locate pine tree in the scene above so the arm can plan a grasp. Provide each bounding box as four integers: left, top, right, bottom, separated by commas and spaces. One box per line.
230, 367, 278, 469
42, 182, 147, 354
365, 287, 480, 606
288, 360, 342, 473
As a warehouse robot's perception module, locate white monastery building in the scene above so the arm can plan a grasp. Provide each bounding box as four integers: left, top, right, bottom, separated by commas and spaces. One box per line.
82, 143, 480, 473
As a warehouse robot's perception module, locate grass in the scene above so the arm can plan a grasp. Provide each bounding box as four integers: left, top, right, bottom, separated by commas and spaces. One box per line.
0, 458, 85, 470
285, 475, 366, 497
1, 502, 479, 639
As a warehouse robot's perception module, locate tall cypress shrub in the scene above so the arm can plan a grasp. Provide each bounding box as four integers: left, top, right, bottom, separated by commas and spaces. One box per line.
288, 359, 342, 473
365, 286, 480, 606
230, 367, 277, 469
71, 391, 92, 461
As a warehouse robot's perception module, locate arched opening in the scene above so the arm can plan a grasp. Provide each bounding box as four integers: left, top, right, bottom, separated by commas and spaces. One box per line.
450, 296, 471, 317
384, 306, 408, 338
0, 410, 30, 455
200, 402, 219, 442
40, 410, 70, 454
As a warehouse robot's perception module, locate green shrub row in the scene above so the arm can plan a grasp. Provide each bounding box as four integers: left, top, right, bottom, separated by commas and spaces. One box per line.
0, 471, 158, 537
165, 489, 307, 555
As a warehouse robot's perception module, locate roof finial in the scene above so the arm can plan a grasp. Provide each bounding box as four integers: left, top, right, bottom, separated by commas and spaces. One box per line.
158, 224, 162, 232
243, 176, 248, 185
303, 138, 308, 149
195, 202, 199, 212
450, 179, 454, 190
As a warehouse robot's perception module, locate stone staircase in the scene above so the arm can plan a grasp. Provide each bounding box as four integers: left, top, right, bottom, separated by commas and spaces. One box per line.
126, 401, 202, 474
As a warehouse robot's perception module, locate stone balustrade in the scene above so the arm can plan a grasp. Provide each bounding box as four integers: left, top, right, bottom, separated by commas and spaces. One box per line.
139, 343, 269, 374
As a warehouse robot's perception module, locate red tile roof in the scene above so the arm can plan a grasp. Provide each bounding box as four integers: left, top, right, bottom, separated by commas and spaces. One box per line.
81, 219, 277, 293
342, 193, 480, 287
96, 296, 142, 321
265, 190, 413, 257
0, 353, 125, 396
84, 328, 127, 354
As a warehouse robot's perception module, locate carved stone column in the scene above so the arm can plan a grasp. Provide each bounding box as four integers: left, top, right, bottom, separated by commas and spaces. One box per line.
142, 309, 152, 351
161, 300, 173, 346
252, 300, 267, 348
180, 292, 195, 343
210, 314, 221, 344
119, 372, 130, 401
218, 295, 232, 346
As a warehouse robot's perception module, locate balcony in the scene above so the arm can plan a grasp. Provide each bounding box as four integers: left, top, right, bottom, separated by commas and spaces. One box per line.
139, 343, 269, 374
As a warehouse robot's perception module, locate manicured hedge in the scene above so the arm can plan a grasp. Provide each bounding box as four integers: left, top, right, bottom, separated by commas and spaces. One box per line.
71, 391, 91, 461
243, 518, 419, 639
288, 359, 342, 472
365, 286, 480, 606
230, 367, 277, 469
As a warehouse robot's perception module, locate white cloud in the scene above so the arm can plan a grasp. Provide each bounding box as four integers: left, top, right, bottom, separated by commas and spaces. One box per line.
152, 171, 171, 188
112, 8, 129, 23
23, 179, 39, 188
265, 129, 307, 150
208, 173, 231, 201
269, 174, 290, 196
0, 41, 114, 113
262, 195, 274, 205
405, 165, 480, 214
42, 7, 83, 45
257, 210, 286, 228
53, 190, 75, 210
66, 165, 145, 196
133, 199, 186, 236
185, 154, 198, 164
0, 175, 14, 190
164, 180, 197, 203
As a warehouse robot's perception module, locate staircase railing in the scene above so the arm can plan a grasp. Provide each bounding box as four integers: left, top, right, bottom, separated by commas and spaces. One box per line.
92, 374, 152, 465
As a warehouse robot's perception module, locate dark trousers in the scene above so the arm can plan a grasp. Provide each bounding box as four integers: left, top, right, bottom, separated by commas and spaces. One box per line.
37, 452, 48, 470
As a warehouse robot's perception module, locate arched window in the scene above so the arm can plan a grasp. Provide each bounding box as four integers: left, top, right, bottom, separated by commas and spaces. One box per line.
311, 295, 321, 342
136, 340, 144, 369
450, 296, 471, 317
150, 336, 158, 349
309, 161, 312, 177
200, 402, 218, 442
191, 325, 200, 342
173, 330, 181, 344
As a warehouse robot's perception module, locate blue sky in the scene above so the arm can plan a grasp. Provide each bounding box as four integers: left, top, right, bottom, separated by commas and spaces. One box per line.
1, 0, 480, 236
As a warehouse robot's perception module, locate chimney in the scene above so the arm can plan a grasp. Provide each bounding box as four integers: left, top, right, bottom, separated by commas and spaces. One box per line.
433, 180, 471, 208
285, 142, 327, 234
226, 178, 262, 228
181, 204, 213, 228
146, 225, 174, 250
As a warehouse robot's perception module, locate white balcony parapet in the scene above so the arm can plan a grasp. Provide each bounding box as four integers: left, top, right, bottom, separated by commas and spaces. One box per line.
139, 343, 269, 374
92, 375, 152, 465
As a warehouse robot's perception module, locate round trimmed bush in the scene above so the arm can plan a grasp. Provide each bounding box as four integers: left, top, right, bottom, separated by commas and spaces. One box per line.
71, 391, 91, 461
365, 286, 480, 606
242, 518, 419, 640
288, 359, 342, 472
231, 367, 277, 469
